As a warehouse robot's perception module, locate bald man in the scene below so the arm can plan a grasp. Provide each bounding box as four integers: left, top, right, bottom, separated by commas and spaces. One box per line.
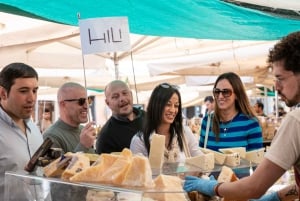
43, 82, 95, 153
96, 80, 145, 154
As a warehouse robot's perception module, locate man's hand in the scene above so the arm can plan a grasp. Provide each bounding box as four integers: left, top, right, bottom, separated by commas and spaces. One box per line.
184, 175, 218, 197
80, 122, 96, 148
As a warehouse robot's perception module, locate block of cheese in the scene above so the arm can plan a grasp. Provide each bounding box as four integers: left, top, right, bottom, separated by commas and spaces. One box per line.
144, 174, 188, 201
185, 152, 214, 171
43, 152, 73, 177
149, 134, 165, 173
61, 152, 90, 180
219, 147, 246, 158
187, 191, 210, 201
86, 190, 115, 201
100, 149, 133, 185
224, 152, 240, 167
122, 155, 154, 188
217, 165, 238, 183
83, 153, 100, 165
245, 148, 265, 164
69, 153, 120, 182
200, 148, 226, 165
86, 190, 156, 201
217, 166, 248, 201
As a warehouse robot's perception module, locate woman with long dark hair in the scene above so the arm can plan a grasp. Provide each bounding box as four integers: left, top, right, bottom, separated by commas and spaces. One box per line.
130, 83, 202, 162
199, 72, 263, 151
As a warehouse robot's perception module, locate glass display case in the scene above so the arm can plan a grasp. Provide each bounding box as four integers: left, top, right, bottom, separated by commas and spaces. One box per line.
4, 170, 190, 201
4, 159, 255, 201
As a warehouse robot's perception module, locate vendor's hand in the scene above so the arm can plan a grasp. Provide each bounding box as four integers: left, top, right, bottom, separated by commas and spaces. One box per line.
80, 122, 96, 148
184, 175, 218, 197
249, 192, 280, 201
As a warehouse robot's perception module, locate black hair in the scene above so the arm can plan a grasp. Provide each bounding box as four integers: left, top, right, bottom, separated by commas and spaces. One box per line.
141, 83, 184, 154
268, 31, 300, 74
256, 101, 264, 110
204, 95, 214, 103
0, 63, 38, 95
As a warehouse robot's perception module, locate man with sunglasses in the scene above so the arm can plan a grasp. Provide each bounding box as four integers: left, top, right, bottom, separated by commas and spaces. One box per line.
43, 82, 95, 154
96, 80, 145, 154
185, 31, 300, 200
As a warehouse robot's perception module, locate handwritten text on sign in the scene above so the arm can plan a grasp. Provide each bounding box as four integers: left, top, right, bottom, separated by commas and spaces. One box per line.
79, 17, 131, 55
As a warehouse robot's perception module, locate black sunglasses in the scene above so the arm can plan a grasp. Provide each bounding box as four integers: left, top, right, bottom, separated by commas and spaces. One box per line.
63, 98, 87, 106
213, 88, 233, 98
160, 83, 179, 89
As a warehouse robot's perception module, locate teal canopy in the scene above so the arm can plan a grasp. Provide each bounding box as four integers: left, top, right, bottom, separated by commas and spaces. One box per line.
0, 0, 299, 40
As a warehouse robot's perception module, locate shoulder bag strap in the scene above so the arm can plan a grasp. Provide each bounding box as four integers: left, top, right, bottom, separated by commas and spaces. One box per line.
204, 113, 212, 149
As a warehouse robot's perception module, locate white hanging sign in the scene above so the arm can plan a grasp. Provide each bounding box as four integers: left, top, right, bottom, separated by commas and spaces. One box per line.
79, 17, 131, 55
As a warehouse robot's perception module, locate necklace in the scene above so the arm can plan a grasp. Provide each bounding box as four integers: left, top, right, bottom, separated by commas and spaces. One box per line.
221, 113, 237, 134
222, 121, 233, 133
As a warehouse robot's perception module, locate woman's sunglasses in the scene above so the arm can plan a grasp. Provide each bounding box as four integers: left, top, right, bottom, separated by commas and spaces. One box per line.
63, 98, 87, 106
213, 88, 233, 98
159, 83, 179, 89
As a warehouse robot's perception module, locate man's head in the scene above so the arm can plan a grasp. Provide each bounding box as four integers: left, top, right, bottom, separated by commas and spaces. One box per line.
254, 101, 264, 115
57, 82, 88, 126
0, 63, 38, 121
105, 80, 133, 118
204, 95, 214, 114
268, 31, 300, 107
43, 108, 51, 120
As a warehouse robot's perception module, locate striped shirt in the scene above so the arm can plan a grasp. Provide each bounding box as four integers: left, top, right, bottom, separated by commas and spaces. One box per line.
199, 112, 263, 151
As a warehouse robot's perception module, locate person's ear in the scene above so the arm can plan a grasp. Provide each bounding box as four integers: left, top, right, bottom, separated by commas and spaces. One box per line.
0, 87, 8, 100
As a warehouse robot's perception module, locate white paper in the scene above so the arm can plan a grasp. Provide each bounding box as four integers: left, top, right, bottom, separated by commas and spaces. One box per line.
79, 17, 131, 54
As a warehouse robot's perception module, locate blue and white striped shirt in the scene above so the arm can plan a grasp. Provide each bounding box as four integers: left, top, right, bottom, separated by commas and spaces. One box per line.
199, 112, 263, 151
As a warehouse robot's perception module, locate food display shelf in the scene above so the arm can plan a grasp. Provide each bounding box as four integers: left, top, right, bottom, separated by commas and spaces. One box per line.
4, 160, 255, 201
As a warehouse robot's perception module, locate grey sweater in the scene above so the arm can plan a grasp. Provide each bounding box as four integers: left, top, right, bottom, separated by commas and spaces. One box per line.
43, 118, 95, 153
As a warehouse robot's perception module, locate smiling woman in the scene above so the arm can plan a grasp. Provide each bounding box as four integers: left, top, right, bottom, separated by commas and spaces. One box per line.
130, 82, 203, 163
199, 72, 263, 165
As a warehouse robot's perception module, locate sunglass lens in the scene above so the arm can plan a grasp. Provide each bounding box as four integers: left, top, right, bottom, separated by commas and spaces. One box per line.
213, 89, 232, 97
78, 98, 86, 106
213, 89, 220, 95
223, 89, 232, 97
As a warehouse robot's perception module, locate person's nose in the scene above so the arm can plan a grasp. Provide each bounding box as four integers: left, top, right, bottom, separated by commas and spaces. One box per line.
274, 81, 281, 91
28, 91, 37, 103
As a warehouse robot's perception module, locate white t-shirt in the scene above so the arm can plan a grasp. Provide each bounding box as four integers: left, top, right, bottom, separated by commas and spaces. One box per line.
265, 108, 300, 173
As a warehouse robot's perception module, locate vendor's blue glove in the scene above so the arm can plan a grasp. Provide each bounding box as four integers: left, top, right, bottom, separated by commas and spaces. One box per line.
184, 175, 218, 197
249, 192, 280, 201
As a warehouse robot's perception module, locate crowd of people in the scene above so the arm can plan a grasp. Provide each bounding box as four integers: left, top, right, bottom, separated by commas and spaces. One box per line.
1, 31, 300, 201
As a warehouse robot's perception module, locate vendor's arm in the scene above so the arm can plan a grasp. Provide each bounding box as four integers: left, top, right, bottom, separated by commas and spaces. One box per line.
184, 158, 286, 200
217, 158, 286, 199
250, 184, 298, 201
277, 184, 298, 201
